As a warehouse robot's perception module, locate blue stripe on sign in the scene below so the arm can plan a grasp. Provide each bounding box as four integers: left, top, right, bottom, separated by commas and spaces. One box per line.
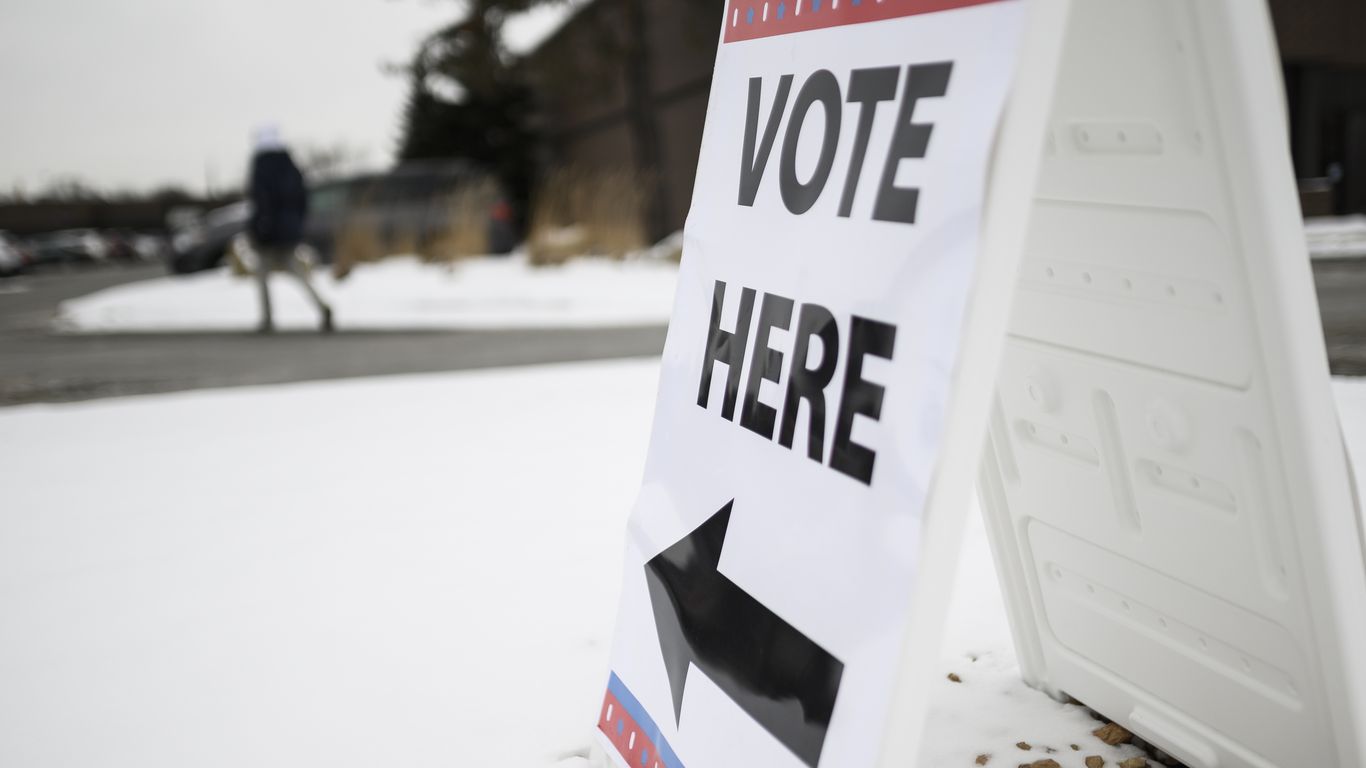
607, 672, 686, 768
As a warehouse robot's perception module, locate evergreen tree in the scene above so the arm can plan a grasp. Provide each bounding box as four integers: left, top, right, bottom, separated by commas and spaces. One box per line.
397, 5, 542, 229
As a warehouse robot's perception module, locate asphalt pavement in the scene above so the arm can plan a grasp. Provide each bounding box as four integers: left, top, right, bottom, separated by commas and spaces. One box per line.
0, 265, 667, 405
2, 259, 1365, 406
1310, 259, 1366, 376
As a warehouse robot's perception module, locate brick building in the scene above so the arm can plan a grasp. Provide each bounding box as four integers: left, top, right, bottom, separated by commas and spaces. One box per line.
520, 0, 1366, 237
1269, 0, 1366, 215
519, 0, 725, 240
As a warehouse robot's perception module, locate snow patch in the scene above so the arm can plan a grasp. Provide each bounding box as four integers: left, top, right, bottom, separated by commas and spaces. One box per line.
54, 254, 678, 333
1307, 215, 1366, 260
5, 364, 1366, 766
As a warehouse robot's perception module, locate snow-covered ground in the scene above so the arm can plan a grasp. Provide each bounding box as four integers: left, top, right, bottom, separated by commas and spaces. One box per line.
54, 255, 679, 333
5, 363, 1365, 767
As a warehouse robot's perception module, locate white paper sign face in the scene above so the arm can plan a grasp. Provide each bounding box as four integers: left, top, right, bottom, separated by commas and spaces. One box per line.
596, 2, 1022, 767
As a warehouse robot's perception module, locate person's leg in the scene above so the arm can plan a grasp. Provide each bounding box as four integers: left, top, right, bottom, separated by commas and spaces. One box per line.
285, 247, 334, 332
254, 243, 275, 333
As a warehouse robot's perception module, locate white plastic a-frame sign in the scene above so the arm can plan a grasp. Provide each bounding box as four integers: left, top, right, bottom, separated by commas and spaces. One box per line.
593, 1, 1025, 767
978, 2, 1366, 767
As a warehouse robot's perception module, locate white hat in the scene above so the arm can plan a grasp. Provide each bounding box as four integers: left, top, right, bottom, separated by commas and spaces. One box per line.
252, 123, 285, 152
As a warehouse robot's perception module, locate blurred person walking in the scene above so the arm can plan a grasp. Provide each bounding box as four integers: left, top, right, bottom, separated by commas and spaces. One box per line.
248, 124, 333, 333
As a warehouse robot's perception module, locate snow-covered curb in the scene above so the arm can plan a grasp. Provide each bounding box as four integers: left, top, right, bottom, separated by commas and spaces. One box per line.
1307, 215, 1366, 260
54, 254, 679, 333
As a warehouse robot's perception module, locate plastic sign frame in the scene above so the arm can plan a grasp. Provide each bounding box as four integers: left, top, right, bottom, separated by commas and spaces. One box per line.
591, 0, 1366, 766
976, 2, 1366, 767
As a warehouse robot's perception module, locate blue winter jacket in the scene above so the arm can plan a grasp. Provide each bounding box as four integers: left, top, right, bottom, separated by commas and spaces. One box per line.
248, 150, 308, 247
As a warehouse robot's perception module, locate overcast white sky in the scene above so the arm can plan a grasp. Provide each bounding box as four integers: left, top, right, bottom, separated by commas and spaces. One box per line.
0, 0, 476, 196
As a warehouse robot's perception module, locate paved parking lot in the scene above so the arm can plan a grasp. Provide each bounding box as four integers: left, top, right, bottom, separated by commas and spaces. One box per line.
0, 266, 667, 405
2, 259, 1365, 406
1312, 259, 1366, 376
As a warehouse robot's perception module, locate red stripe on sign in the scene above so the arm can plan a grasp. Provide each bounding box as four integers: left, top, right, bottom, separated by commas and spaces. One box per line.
599, 691, 666, 768
723, 0, 1006, 43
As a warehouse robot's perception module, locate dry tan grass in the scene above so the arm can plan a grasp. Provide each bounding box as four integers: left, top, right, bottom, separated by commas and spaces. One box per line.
389, 229, 420, 260
425, 178, 498, 263
333, 176, 502, 277
332, 213, 385, 279
527, 166, 649, 266
226, 234, 254, 277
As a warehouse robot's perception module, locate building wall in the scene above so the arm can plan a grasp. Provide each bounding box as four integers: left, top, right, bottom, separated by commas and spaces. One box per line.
1269, 0, 1366, 69
521, 0, 724, 236
523, 0, 1366, 224
1269, 0, 1366, 214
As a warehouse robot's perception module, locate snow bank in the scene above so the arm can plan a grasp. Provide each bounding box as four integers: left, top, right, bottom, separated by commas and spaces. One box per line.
54, 254, 679, 333
55, 215, 1355, 335
5, 364, 1365, 766
0, 362, 658, 768
1306, 215, 1366, 260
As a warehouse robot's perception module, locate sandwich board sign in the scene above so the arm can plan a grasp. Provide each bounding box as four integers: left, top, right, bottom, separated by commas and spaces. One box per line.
591, 1, 1029, 766
593, 0, 1366, 767
975, 2, 1366, 768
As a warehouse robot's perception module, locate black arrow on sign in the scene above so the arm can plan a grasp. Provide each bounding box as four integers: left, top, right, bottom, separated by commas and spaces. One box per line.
645, 499, 844, 768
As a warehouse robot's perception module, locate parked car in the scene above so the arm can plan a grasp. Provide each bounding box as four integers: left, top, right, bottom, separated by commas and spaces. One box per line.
169, 202, 249, 274
26, 229, 110, 268
0, 230, 28, 277
130, 232, 171, 262
96, 229, 170, 264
